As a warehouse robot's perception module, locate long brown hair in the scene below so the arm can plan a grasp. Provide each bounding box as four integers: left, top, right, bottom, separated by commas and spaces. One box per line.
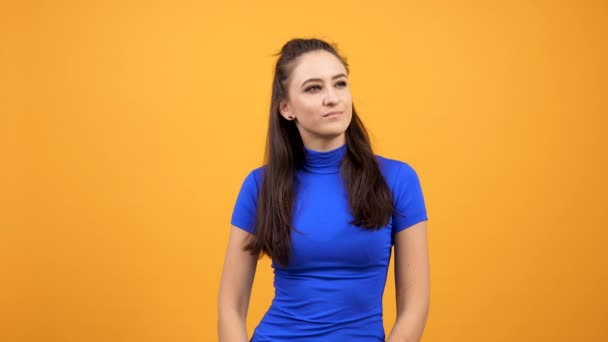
244, 38, 394, 267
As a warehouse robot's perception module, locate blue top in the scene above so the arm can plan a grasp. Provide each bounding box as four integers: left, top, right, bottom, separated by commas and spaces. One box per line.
231, 143, 428, 342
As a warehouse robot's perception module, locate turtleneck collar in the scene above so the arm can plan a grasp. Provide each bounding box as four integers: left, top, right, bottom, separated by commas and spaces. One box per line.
300, 143, 347, 174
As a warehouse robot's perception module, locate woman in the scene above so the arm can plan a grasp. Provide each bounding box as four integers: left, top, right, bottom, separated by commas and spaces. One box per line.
218, 38, 430, 342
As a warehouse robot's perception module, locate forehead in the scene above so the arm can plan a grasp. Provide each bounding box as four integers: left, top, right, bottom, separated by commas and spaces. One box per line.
289, 50, 347, 83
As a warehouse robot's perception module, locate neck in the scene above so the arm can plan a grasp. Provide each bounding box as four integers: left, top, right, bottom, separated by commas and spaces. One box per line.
300, 142, 347, 175
301, 134, 346, 152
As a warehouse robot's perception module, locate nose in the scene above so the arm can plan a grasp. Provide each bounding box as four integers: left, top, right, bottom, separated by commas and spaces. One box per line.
323, 87, 339, 106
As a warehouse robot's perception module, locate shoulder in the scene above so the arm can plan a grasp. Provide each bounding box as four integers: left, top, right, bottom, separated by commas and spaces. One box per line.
375, 154, 420, 186
239, 165, 266, 191
249, 165, 266, 182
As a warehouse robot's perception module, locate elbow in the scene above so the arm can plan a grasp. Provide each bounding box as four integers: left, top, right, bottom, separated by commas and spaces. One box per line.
396, 296, 430, 319
218, 292, 247, 321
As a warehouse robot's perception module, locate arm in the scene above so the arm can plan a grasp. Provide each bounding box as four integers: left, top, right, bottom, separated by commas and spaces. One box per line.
386, 220, 430, 342
218, 225, 259, 342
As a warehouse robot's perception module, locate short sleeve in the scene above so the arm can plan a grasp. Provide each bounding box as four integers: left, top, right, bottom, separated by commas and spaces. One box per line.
392, 163, 428, 234
230, 169, 261, 234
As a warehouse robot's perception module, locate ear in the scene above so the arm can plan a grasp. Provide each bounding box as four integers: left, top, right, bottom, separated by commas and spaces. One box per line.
279, 99, 295, 120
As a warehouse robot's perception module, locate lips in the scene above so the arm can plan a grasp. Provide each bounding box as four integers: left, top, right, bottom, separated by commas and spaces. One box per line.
323, 110, 344, 117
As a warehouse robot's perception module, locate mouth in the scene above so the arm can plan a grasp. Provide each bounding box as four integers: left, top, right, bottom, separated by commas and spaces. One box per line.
323, 110, 344, 117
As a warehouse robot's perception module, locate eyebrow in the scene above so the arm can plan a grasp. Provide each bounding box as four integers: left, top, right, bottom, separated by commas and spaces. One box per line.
300, 73, 348, 88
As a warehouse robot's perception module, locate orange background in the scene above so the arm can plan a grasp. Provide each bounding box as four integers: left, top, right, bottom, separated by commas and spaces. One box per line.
1, 0, 607, 341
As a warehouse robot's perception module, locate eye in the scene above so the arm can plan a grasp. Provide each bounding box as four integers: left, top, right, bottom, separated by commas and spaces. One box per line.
305, 85, 321, 92
336, 80, 347, 87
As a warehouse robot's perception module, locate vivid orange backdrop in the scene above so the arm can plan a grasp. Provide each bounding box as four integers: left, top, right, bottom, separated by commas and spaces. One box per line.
1, 0, 606, 341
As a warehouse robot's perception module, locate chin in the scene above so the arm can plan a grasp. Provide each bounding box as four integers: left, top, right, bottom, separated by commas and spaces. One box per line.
320, 127, 349, 138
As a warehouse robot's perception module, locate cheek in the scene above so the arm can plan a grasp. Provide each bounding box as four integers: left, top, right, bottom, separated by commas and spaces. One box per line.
344, 93, 353, 106
294, 98, 320, 118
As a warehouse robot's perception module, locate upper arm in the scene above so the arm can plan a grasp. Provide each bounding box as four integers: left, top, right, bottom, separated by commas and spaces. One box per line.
391, 162, 428, 236
394, 220, 430, 315
220, 168, 262, 317
390, 161, 430, 314
218, 225, 258, 318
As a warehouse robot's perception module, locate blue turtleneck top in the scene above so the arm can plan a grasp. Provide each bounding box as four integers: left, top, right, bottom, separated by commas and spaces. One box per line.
231, 144, 428, 342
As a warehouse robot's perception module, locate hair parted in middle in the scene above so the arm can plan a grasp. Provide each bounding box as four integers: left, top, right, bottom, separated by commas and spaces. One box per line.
243, 38, 395, 267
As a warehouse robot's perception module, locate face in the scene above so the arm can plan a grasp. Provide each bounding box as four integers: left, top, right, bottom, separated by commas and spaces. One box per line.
279, 50, 353, 149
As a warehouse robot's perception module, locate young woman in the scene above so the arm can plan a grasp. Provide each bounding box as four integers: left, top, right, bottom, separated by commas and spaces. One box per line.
218, 38, 430, 342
